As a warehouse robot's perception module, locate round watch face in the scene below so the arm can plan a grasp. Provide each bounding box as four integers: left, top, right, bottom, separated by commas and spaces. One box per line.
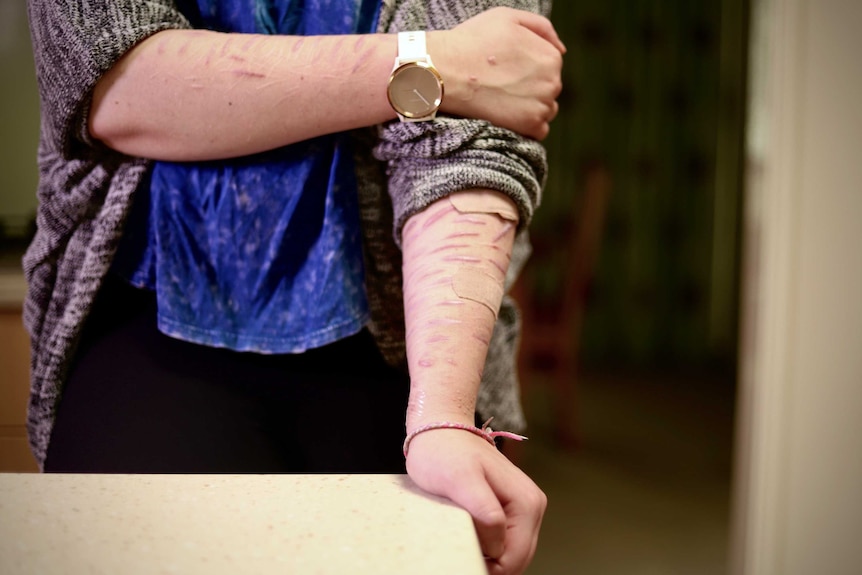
387, 62, 444, 119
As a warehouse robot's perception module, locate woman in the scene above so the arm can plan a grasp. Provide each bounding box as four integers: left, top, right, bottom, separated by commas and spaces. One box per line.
24, 0, 564, 572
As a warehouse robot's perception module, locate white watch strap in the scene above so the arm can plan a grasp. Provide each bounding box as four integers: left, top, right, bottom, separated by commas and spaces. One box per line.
397, 31, 427, 63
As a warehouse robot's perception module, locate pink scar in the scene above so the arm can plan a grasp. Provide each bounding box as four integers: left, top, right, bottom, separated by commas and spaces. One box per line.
422, 205, 456, 229
233, 69, 266, 79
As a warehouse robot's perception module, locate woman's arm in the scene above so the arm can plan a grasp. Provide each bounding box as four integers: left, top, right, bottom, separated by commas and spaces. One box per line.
88, 8, 564, 160
375, 9, 559, 573
400, 189, 546, 575
88, 29, 398, 160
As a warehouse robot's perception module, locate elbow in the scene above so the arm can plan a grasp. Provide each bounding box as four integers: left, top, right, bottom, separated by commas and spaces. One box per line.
86, 104, 112, 148
87, 80, 133, 153
87, 87, 169, 159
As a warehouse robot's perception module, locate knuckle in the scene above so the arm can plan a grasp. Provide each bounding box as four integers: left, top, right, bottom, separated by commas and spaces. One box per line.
542, 48, 564, 69
524, 485, 548, 515
479, 506, 508, 528
535, 122, 550, 141
538, 488, 549, 511
552, 78, 564, 98
528, 487, 544, 507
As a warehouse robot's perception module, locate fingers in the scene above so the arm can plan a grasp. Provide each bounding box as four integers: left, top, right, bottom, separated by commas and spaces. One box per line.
492, 500, 543, 574
530, 100, 560, 142
484, 461, 548, 575
439, 7, 565, 140
456, 462, 547, 574
510, 10, 567, 54
447, 469, 508, 560
405, 431, 547, 575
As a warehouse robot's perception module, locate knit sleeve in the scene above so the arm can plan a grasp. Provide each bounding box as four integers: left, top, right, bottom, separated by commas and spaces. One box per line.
373, 118, 547, 245
26, 0, 191, 157
374, 0, 552, 244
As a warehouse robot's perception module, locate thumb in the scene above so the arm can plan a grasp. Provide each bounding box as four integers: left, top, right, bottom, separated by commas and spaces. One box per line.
514, 12, 567, 54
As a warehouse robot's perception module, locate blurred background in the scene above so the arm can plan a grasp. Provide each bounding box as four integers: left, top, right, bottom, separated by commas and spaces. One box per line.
1, 1, 860, 574
509, 1, 746, 572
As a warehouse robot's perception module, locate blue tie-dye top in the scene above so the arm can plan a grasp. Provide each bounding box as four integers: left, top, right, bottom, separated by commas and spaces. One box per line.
114, 0, 381, 353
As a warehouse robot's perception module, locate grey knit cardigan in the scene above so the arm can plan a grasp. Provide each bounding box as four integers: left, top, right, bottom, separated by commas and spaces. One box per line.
24, 0, 550, 468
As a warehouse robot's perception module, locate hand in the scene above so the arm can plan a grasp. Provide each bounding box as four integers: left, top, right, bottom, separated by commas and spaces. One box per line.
405, 428, 547, 575
430, 7, 566, 140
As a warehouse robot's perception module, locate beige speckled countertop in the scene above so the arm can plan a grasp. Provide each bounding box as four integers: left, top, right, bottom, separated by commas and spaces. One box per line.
0, 473, 485, 574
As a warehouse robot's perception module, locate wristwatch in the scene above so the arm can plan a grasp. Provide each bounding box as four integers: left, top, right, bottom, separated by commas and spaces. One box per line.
387, 31, 444, 122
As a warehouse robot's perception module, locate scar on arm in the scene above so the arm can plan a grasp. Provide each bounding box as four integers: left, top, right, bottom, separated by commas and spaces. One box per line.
416, 268, 446, 282
232, 69, 267, 79
488, 257, 507, 276
472, 332, 490, 346
308, 37, 325, 64
443, 255, 482, 264
453, 216, 487, 225
241, 35, 258, 51
204, 43, 217, 66
429, 243, 470, 255
426, 318, 463, 327
402, 218, 419, 240
351, 46, 374, 74
402, 267, 445, 288
492, 221, 515, 242
220, 38, 233, 57
332, 36, 347, 56
427, 334, 451, 344
428, 276, 454, 289
422, 204, 457, 230
349, 36, 376, 74
445, 231, 481, 240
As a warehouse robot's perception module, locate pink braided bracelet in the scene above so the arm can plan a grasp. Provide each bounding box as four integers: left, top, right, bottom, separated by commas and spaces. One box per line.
403, 417, 528, 457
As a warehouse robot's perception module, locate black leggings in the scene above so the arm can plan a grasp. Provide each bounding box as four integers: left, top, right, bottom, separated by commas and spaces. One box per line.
44, 275, 410, 474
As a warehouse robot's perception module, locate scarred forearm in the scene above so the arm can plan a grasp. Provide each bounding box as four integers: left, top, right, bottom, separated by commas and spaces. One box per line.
400, 189, 518, 431
88, 29, 399, 160
87, 8, 564, 161
400, 189, 546, 575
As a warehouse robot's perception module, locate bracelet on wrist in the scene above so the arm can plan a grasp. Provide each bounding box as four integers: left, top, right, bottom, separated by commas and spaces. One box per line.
403, 417, 527, 457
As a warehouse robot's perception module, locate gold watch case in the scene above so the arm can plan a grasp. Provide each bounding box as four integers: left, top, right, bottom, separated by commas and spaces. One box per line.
387, 61, 444, 120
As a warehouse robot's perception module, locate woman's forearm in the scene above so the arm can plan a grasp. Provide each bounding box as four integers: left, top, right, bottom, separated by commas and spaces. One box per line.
88, 8, 565, 161
88, 29, 399, 160
400, 190, 518, 431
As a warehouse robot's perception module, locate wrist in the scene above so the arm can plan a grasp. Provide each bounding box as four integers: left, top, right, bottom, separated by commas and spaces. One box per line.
425, 30, 471, 117
406, 405, 475, 434
403, 417, 528, 457
405, 381, 479, 431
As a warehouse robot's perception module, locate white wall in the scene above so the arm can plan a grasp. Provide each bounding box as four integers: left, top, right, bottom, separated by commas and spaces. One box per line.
731, 0, 862, 574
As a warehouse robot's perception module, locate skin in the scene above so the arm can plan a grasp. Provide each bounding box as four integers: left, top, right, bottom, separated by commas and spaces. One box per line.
401, 192, 547, 574
87, 7, 564, 575
89, 8, 565, 157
